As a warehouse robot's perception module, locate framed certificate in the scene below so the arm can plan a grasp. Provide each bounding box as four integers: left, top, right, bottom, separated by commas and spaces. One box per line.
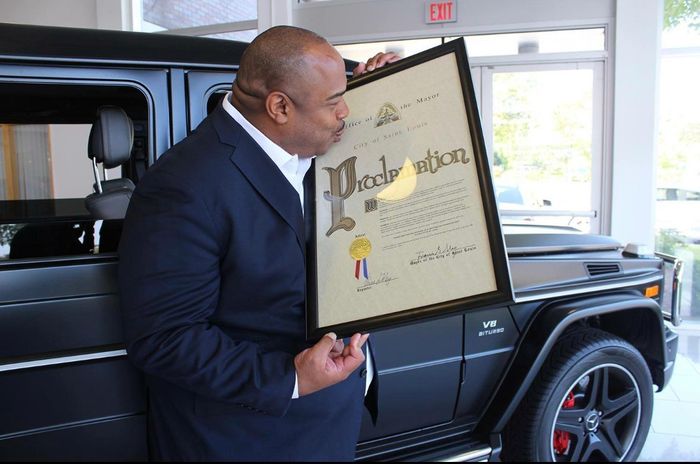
307, 39, 513, 340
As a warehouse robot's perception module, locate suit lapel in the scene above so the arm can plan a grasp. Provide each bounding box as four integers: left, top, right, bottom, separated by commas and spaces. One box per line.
211, 105, 305, 253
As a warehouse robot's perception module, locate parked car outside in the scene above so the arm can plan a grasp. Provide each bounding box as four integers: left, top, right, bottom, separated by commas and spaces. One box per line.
656, 186, 700, 244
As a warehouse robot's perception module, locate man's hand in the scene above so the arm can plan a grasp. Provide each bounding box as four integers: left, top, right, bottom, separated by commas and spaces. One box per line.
352, 52, 401, 77
294, 332, 369, 396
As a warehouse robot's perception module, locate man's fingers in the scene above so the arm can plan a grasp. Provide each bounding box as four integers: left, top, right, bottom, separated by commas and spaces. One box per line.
296, 333, 370, 396
350, 332, 369, 348
329, 338, 344, 358
365, 52, 383, 71
345, 333, 369, 369
342, 333, 369, 358
353, 52, 402, 77
312, 332, 337, 358
352, 62, 366, 77
368, 52, 400, 71
375, 52, 400, 68
360, 333, 370, 346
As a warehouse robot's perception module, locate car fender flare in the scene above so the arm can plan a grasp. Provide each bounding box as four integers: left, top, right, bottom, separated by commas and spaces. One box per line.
479, 293, 665, 434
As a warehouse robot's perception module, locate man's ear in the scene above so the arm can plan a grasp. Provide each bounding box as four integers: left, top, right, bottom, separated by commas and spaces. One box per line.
265, 91, 291, 124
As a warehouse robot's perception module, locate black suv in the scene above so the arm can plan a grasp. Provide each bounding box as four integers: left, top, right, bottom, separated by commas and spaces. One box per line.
0, 23, 683, 462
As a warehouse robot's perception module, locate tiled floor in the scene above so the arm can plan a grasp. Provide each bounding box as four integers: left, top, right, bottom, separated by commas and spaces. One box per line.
639, 321, 700, 461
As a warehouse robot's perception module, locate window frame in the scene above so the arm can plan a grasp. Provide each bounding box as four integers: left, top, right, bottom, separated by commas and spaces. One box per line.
0, 69, 164, 265
475, 59, 606, 233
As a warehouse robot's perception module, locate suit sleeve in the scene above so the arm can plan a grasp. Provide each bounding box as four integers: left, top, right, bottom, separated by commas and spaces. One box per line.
118, 168, 295, 417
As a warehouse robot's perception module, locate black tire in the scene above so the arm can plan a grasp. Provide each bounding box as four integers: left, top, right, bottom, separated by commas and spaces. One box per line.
503, 328, 653, 462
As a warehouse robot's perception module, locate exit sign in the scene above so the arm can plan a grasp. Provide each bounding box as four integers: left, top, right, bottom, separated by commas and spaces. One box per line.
425, 0, 457, 24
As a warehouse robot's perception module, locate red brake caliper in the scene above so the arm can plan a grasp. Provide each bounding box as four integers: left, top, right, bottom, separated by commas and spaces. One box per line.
553, 391, 576, 455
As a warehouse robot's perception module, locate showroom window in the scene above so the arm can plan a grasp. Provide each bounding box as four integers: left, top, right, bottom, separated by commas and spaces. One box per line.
135, 0, 257, 42
655, 10, 700, 322
477, 60, 603, 234
336, 28, 607, 233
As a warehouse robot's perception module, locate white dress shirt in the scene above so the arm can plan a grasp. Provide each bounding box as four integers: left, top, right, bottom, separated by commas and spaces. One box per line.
222, 91, 311, 211
221, 92, 373, 398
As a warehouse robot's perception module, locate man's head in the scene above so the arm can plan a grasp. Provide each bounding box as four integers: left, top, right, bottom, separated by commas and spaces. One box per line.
231, 26, 349, 158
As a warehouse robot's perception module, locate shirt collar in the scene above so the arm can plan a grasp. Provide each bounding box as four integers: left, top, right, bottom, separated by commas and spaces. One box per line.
221, 91, 312, 180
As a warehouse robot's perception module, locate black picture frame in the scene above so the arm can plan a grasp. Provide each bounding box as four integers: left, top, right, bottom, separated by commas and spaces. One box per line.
307, 39, 513, 340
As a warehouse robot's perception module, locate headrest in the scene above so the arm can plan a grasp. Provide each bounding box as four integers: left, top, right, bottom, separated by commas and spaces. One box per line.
85, 188, 133, 220
93, 178, 136, 194
88, 106, 134, 169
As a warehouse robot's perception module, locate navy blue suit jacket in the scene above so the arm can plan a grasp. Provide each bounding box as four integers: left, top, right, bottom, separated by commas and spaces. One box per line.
118, 105, 366, 461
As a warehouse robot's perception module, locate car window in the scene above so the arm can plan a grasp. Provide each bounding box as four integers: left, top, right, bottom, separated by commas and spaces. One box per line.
656, 188, 700, 201
207, 90, 227, 115
683, 189, 700, 201
0, 82, 149, 261
656, 188, 670, 201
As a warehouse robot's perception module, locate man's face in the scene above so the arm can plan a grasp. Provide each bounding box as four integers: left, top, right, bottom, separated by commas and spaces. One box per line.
286, 45, 349, 157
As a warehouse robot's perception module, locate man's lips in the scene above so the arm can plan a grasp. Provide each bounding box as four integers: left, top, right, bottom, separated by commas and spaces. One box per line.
335, 120, 346, 137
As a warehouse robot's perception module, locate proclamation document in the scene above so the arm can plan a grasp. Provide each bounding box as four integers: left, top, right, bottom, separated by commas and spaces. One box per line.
308, 41, 512, 338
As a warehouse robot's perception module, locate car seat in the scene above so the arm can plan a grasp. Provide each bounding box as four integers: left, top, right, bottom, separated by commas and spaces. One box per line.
84, 106, 135, 219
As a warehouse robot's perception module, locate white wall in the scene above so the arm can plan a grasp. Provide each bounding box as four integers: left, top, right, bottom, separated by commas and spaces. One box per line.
0, 0, 128, 30
258, 0, 292, 33
0, 0, 97, 28
49, 125, 94, 199
293, 0, 614, 44
610, 0, 663, 247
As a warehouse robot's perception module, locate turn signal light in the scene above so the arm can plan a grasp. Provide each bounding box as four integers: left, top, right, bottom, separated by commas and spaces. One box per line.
645, 285, 660, 298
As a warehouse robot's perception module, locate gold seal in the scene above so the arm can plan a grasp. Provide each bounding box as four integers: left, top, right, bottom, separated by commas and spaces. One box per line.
350, 237, 372, 260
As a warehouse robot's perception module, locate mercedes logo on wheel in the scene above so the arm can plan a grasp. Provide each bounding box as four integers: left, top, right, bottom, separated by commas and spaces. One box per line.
585, 411, 601, 431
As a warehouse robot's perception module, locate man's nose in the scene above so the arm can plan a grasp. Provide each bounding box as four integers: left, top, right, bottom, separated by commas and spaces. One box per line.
338, 97, 350, 119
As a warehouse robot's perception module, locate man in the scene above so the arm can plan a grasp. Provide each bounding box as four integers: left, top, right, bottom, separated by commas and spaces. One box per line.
118, 26, 398, 461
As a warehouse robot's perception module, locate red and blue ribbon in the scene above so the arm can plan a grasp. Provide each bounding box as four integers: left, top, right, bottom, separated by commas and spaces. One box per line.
354, 258, 369, 280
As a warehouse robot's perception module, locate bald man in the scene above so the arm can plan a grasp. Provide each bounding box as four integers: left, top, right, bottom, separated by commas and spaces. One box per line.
118, 26, 398, 461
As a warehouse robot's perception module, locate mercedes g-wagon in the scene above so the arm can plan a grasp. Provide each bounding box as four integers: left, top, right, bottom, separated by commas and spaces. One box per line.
0, 23, 683, 462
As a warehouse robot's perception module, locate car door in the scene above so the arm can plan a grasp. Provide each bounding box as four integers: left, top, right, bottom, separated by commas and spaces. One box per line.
0, 65, 169, 460
185, 70, 236, 133
358, 316, 464, 441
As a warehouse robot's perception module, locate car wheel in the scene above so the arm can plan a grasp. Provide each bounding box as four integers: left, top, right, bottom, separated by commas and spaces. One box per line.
503, 328, 653, 461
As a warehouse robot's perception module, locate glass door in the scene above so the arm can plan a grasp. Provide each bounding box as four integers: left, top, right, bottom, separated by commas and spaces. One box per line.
479, 62, 604, 233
